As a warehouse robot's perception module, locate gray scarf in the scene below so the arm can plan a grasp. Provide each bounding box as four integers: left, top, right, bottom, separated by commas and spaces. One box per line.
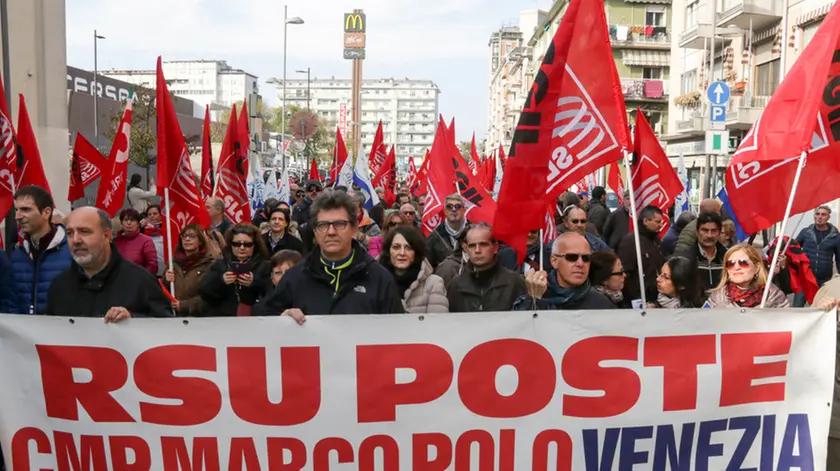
444, 219, 465, 247
657, 293, 682, 308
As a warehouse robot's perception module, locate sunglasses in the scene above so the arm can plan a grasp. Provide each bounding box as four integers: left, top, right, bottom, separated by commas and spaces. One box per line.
307, 187, 321, 193
401, 210, 416, 216
230, 241, 255, 248
726, 259, 751, 269
553, 253, 591, 263
611, 270, 626, 277
568, 218, 588, 224
446, 204, 464, 211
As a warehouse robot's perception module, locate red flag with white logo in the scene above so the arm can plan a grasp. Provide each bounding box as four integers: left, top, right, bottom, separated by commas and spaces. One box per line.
631, 110, 683, 236
414, 150, 430, 198
368, 121, 387, 175
330, 127, 349, 182
373, 146, 397, 207
493, 0, 630, 260
469, 133, 480, 176
0, 74, 17, 218
542, 207, 558, 245
15, 94, 51, 194
69, 132, 107, 202
95, 97, 133, 217
407, 155, 418, 189
200, 105, 214, 198
155, 56, 210, 234
213, 103, 250, 223
725, 3, 840, 234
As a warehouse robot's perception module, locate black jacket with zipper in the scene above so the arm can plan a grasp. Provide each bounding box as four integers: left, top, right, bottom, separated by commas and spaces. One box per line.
427, 222, 460, 269
256, 240, 404, 315
447, 261, 526, 313
199, 255, 271, 317
45, 247, 172, 318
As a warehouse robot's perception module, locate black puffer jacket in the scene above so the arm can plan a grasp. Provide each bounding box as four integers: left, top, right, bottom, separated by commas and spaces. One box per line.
199, 255, 271, 317
427, 222, 461, 269
256, 240, 404, 315
45, 247, 172, 318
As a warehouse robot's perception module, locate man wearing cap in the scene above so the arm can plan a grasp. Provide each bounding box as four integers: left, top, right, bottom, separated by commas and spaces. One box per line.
292, 179, 323, 227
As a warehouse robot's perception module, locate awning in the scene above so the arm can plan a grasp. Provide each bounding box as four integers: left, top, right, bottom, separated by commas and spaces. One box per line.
621, 50, 670, 67
795, 2, 833, 26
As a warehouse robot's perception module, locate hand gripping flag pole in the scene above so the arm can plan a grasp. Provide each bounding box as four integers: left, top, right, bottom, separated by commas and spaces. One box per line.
761, 151, 807, 308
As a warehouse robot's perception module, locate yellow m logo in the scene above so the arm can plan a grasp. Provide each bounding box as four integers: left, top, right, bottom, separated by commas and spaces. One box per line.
344, 13, 365, 32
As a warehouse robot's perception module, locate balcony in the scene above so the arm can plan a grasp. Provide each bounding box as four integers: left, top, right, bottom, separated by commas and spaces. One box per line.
621, 78, 667, 102
725, 95, 769, 130
679, 23, 720, 49
675, 107, 709, 136
718, 0, 783, 30
609, 25, 671, 49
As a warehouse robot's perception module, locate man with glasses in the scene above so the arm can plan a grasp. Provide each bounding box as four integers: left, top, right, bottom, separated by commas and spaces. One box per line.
400, 203, 421, 228
292, 179, 323, 227
447, 223, 525, 312
563, 206, 611, 252
428, 194, 468, 269
514, 232, 614, 310
618, 205, 665, 305
257, 191, 404, 318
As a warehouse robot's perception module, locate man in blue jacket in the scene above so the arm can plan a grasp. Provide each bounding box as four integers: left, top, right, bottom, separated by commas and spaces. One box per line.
9, 185, 72, 314
794, 205, 840, 306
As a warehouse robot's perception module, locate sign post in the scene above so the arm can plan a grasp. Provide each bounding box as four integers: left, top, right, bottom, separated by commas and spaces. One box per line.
705, 81, 731, 196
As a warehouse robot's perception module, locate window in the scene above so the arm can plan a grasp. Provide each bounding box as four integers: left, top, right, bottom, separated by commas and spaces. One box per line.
685, 0, 698, 29
755, 59, 780, 97
680, 69, 697, 95
646, 7, 665, 26
643, 67, 663, 80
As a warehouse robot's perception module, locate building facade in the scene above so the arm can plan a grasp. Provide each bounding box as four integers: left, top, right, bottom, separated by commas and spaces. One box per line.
486, 1, 672, 156
272, 77, 441, 169
665, 0, 833, 201
102, 60, 259, 118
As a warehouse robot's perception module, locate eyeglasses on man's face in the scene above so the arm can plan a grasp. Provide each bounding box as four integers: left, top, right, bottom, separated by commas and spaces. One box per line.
314, 220, 351, 233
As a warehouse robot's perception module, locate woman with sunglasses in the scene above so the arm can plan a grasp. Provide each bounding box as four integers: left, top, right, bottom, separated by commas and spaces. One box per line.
163, 224, 215, 316
652, 256, 705, 308
199, 224, 271, 316
587, 251, 629, 308
379, 225, 449, 313
708, 243, 789, 308
368, 211, 404, 259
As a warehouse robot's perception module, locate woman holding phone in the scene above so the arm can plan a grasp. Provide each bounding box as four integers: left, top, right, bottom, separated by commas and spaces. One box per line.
199, 224, 271, 316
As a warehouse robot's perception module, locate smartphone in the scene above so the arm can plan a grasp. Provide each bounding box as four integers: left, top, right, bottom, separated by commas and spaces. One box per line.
229, 262, 248, 275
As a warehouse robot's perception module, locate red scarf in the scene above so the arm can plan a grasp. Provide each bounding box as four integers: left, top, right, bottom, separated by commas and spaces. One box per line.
725, 282, 764, 308
174, 250, 207, 272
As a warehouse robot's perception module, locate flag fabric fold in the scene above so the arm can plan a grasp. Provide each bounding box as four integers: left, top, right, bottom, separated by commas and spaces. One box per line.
15, 94, 51, 194
69, 132, 107, 202
330, 127, 349, 182
493, 0, 629, 259
469, 133, 481, 176
200, 105, 214, 198
0, 73, 18, 217
214, 103, 250, 223
368, 121, 387, 175
308, 157, 320, 181
725, 3, 840, 234
95, 96, 133, 216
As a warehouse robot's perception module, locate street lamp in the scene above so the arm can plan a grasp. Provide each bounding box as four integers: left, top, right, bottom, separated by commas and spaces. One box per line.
282, 6, 304, 171
93, 30, 105, 151
295, 68, 311, 111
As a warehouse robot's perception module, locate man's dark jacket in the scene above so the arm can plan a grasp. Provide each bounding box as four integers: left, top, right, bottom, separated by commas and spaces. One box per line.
256, 240, 404, 315
587, 199, 610, 236
45, 247, 173, 318
513, 277, 615, 311
447, 262, 526, 312
617, 225, 664, 303
427, 222, 461, 269
602, 206, 630, 250
676, 241, 727, 295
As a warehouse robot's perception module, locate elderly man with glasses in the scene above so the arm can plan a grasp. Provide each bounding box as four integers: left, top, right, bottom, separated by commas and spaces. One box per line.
257, 191, 404, 319
514, 232, 615, 311
292, 179, 323, 227
427, 194, 468, 269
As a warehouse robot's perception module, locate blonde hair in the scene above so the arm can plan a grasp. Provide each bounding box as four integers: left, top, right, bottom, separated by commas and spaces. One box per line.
715, 243, 768, 291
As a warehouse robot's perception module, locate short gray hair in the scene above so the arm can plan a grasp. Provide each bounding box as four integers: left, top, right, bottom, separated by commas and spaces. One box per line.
816, 205, 832, 215
96, 209, 112, 231
310, 191, 358, 225
445, 193, 464, 204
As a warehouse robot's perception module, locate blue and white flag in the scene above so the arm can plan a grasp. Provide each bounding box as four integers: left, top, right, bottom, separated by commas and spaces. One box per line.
336, 153, 354, 188
674, 152, 690, 219
276, 166, 291, 206
263, 167, 281, 203
352, 151, 379, 211
246, 154, 265, 214
718, 187, 750, 242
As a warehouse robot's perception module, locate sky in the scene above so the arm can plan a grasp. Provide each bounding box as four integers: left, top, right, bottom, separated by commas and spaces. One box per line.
65, 0, 552, 143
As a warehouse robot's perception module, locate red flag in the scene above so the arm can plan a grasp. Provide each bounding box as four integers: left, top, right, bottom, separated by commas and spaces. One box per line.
200, 105, 214, 198
414, 150, 430, 197
493, 0, 630, 259
448, 117, 456, 149
330, 127, 349, 182
373, 146, 397, 207
469, 133, 480, 176
0, 74, 17, 218
15, 95, 51, 193
766, 236, 819, 304
497, 143, 507, 168
407, 156, 418, 189
608, 162, 625, 204
155, 57, 211, 234
308, 157, 320, 181
368, 121, 387, 175
214, 103, 250, 223
69, 133, 107, 202
542, 206, 558, 244
95, 98, 133, 217
726, 3, 840, 234
631, 110, 683, 236
480, 154, 497, 193
238, 102, 251, 177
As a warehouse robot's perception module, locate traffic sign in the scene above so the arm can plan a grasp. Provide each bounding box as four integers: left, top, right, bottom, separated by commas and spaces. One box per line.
705, 130, 730, 155
707, 81, 731, 106
710, 105, 726, 123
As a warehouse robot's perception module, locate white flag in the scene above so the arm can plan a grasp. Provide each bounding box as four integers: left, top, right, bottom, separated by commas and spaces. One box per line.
336, 153, 354, 188
674, 152, 690, 219
246, 153, 265, 213
263, 167, 281, 203
277, 166, 291, 205
492, 152, 504, 200
352, 151, 380, 211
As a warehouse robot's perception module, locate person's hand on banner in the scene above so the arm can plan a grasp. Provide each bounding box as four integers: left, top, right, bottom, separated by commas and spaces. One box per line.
815, 297, 840, 312
104, 307, 132, 323
282, 308, 306, 325
525, 270, 548, 299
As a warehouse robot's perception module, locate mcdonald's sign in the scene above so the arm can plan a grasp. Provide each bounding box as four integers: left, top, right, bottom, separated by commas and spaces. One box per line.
344, 12, 366, 33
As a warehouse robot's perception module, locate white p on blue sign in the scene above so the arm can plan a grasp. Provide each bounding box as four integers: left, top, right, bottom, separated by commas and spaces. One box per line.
710, 105, 726, 123
707, 81, 731, 106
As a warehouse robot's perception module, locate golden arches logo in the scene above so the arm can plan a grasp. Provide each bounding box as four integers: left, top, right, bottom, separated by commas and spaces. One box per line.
344, 13, 365, 33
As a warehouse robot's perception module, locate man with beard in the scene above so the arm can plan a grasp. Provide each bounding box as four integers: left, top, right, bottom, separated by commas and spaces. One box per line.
46, 207, 173, 320
514, 232, 614, 310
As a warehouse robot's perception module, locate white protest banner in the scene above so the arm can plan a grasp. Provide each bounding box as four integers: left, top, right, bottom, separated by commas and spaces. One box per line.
0, 309, 834, 470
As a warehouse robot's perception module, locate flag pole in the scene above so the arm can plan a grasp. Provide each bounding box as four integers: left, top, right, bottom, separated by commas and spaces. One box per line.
762, 150, 807, 308
164, 187, 176, 297
539, 229, 545, 270
622, 153, 647, 308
